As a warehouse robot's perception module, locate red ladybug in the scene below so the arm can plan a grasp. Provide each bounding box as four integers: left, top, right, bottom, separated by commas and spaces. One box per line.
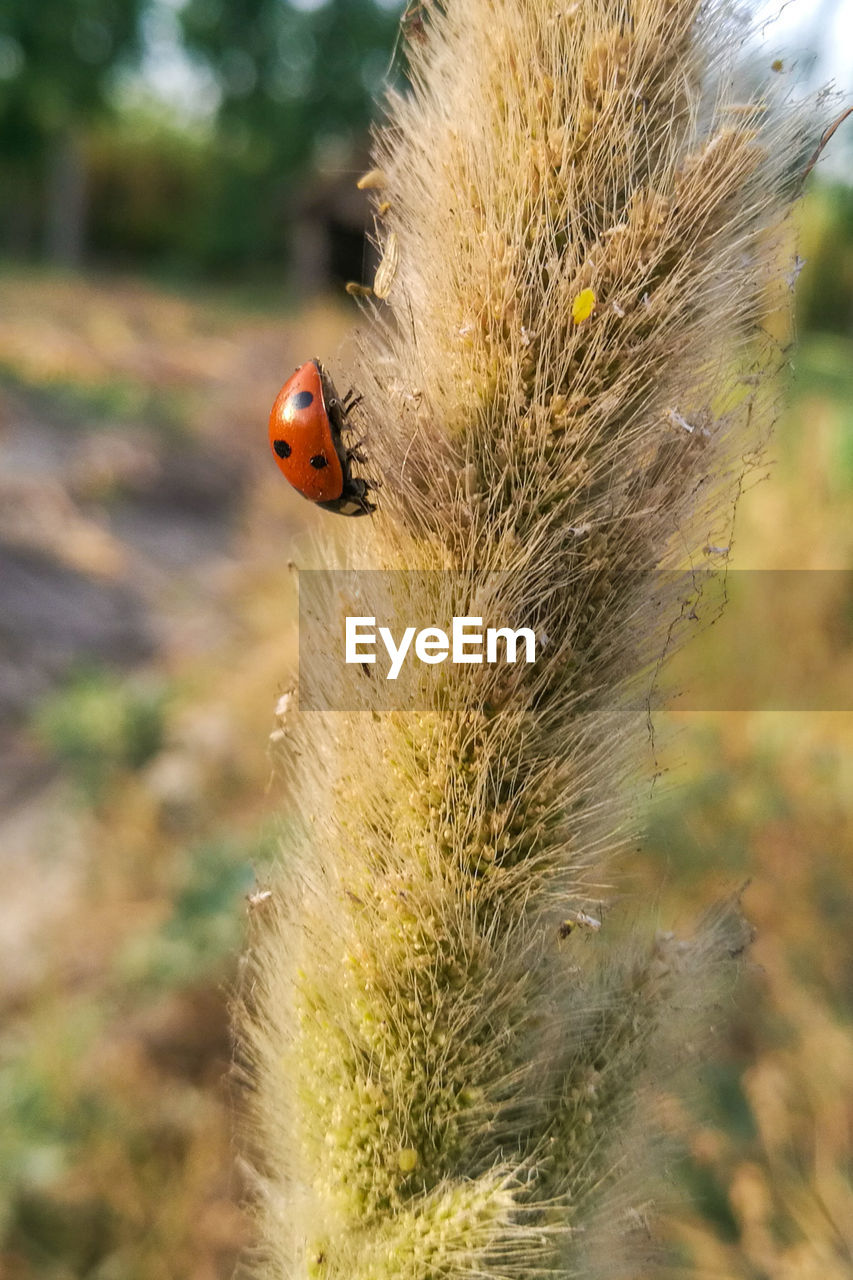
268, 359, 375, 516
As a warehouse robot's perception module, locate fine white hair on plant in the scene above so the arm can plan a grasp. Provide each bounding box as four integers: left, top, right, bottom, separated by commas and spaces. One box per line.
240, 1, 822, 1276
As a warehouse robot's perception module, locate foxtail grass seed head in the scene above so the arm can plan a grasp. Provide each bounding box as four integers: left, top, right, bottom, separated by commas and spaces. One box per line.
241, 1, 823, 1276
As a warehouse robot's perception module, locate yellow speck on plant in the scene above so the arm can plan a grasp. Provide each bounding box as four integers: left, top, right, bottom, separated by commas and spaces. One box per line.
571, 288, 596, 324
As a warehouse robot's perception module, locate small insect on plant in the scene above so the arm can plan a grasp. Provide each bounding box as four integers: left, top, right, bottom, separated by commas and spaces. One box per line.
247, 888, 273, 912
558, 910, 603, 939
268, 359, 376, 516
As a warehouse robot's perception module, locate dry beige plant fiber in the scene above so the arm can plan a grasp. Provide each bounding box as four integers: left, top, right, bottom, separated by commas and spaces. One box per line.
242, 1, 819, 1276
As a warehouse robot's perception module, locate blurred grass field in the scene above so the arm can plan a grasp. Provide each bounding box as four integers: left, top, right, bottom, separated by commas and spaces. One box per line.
0, 185, 851, 1277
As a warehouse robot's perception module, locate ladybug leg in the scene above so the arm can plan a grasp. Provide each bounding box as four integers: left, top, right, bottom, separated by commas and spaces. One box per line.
346, 445, 369, 465
346, 477, 377, 514
341, 390, 363, 415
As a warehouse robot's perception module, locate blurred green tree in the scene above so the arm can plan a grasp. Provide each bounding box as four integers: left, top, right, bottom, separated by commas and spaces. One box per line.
178, 0, 402, 273
0, 0, 145, 262
797, 181, 853, 337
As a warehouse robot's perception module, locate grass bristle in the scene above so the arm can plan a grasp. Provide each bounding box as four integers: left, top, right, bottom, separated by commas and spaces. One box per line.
240, 1, 820, 1275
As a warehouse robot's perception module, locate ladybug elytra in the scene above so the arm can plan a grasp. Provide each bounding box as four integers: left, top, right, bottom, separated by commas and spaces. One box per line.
268, 359, 375, 516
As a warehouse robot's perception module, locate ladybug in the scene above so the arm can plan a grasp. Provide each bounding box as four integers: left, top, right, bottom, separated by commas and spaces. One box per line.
268, 359, 375, 516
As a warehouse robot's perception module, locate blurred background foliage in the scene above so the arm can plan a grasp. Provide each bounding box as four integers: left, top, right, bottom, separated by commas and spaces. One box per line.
0, 0, 851, 1276
0, 0, 401, 278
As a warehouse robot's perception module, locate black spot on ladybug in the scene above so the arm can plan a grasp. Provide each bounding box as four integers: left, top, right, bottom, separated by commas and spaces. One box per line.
309, 455, 328, 469
274, 440, 292, 458
288, 390, 314, 411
